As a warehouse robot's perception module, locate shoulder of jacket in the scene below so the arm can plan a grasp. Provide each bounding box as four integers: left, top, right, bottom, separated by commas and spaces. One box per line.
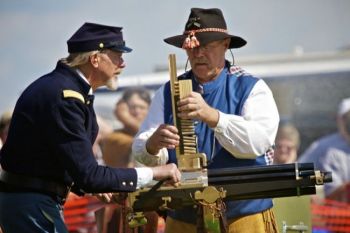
62, 90, 85, 104
229, 65, 251, 77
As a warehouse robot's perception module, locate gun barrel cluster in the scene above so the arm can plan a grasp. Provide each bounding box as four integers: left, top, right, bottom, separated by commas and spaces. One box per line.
130, 163, 332, 212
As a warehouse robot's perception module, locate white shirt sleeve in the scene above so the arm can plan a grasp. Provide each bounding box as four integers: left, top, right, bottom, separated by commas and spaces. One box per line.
132, 85, 169, 166
135, 167, 153, 189
133, 79, 279, 162
213, 79, 279, 158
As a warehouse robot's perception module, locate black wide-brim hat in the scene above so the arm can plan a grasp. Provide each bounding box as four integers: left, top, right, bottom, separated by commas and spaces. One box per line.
164, 8, 246, 49
67, 22, 132, 53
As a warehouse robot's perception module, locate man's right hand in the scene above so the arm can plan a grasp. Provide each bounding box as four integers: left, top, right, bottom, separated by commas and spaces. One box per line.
145, 124, 180, 155
151, 163, 181, 187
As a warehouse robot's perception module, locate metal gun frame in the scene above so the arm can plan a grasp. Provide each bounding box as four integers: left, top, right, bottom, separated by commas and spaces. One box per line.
127, 163, 332, 228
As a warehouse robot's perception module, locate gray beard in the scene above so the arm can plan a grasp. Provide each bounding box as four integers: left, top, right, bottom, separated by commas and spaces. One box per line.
106, 77, 118, 90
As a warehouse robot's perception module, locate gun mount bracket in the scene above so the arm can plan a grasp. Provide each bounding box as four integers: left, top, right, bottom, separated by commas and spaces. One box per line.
194, 186, 226, 204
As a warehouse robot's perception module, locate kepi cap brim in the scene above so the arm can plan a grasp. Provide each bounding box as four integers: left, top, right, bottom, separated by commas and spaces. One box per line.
109, 45, 132, 53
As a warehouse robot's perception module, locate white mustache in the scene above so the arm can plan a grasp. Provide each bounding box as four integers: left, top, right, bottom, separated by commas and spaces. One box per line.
193, 59, 208, 64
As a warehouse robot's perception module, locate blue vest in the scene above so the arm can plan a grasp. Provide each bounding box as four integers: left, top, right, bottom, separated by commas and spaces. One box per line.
163, 62, 273, 223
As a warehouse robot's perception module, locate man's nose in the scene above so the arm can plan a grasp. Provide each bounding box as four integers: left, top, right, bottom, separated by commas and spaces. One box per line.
193, 47, 205, 57
119, 58, 126, 68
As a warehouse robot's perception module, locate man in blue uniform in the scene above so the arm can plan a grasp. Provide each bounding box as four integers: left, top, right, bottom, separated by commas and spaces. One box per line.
0, 22, 181, 233
133, 8, 280, 233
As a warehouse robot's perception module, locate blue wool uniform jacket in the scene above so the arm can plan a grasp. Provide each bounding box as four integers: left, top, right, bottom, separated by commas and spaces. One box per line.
163, 62, 272, 223
0, 61, 137, 194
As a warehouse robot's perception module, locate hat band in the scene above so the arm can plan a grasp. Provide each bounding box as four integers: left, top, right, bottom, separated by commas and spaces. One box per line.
184, 28, 228, 34
182, 28, 229, 49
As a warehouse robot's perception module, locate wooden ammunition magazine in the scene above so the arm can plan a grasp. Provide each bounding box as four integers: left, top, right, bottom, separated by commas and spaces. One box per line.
168, 54, 208, 187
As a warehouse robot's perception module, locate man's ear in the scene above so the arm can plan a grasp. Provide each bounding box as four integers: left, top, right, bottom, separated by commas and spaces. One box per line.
90, 53, 99, 68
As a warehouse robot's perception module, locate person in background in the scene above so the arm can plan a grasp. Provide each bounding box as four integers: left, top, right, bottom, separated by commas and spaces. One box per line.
132, 8, 279, 233
0, 22, 181, 233
102, 87, 151, 168
96, 87, 159, 233
0, 110, 10, 233
273, 122, 300, 164
0, 110, 12, 151
299, 97, 350, 199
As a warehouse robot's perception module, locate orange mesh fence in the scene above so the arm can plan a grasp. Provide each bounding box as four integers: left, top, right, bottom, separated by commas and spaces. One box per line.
312, 199, 350, 233
63, 194, 350, 233
63, 194, 166, 233
63, 193, 106, 232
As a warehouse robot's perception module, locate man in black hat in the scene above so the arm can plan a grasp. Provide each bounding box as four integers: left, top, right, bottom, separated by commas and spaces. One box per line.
0, 22, 181, 233
133, 8, 279, 233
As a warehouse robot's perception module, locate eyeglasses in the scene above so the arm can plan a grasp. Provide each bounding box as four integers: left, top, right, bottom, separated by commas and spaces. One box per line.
186, 40, 226, 53
275, 143, 297, 152
128, 104, 148, 111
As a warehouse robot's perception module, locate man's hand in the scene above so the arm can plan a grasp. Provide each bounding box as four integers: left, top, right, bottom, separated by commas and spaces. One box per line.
177, 92, 219, 128
94, 193, 114, 203
151, 163, 181, 187
94, 192, 128, 204
146, 124, 180, 155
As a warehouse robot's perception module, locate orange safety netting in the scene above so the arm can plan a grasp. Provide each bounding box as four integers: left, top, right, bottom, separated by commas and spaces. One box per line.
63, 194, 166, 233
63, 193, 106, 233
312, 199, 350, 233
64, 194, 350, 233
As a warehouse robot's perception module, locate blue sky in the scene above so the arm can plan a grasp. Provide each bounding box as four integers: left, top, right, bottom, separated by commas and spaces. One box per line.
1, 0, 350, 113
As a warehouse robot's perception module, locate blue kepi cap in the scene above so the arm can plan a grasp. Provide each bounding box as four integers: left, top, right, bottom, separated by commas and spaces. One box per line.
67, 22, 132, 53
